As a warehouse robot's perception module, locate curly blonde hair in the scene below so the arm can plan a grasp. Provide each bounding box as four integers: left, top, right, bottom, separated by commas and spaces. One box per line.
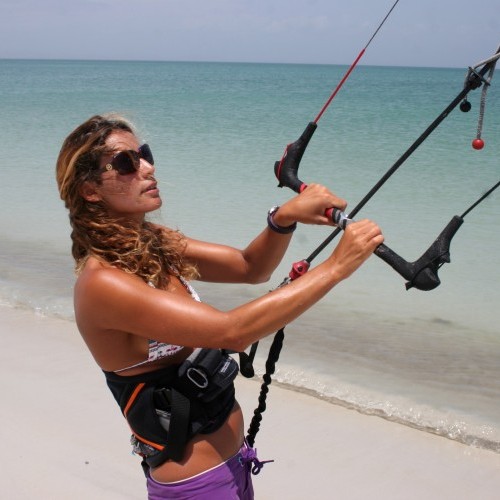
56, 114, 197, 288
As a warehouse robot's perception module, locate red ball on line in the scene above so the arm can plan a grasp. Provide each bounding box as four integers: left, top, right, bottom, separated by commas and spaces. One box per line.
472, 138, 485, 150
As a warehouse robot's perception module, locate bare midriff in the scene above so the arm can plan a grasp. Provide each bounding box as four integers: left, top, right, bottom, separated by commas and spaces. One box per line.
149, 401, 245, 483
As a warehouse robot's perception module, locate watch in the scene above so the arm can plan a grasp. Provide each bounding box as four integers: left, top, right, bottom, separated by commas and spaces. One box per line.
267, 206, 297, 234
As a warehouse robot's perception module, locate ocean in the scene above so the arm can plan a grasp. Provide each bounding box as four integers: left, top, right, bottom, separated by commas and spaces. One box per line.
1, 58, 499, 452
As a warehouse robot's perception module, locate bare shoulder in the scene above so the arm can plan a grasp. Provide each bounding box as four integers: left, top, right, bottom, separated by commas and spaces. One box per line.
74, 257, 150, 331
75, 257, 144, 300
73, 257, 212, 347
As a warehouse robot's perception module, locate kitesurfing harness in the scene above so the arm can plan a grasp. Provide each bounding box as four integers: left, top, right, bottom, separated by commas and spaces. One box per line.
104, 348, 239, 469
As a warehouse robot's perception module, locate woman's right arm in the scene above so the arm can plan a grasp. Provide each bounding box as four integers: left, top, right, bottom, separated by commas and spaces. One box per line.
75, 219, 383, 353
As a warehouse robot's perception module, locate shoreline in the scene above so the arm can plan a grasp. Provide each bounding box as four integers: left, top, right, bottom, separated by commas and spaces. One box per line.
3, 304, 500, 499
2, 232, 500, 337
253, 377, 500, 454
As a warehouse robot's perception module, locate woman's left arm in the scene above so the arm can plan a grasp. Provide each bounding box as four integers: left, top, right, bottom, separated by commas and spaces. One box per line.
184, 184, 347, 284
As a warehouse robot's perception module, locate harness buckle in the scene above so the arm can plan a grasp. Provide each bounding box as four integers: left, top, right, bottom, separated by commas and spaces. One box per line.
186, 366, 209, 388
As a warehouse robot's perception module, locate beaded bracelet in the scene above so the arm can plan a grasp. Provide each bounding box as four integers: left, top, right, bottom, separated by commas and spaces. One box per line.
267, 206, 297, 234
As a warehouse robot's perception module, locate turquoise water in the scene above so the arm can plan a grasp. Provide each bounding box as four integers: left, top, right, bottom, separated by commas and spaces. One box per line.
1, 59, 499, 451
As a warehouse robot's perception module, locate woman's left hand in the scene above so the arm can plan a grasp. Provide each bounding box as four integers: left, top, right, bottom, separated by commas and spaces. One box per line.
272, 183, 347, 227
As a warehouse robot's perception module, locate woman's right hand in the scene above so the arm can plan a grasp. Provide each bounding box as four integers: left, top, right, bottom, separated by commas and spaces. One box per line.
328, 219, 384, 280
273, 183, 347, 228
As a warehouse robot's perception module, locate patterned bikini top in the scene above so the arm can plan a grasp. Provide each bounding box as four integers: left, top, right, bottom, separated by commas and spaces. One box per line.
114, 277, 201, 373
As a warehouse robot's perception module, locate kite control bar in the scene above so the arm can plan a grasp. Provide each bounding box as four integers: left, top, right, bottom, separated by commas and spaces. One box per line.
273, 49, 499, 291
331, 209, 464, 291
273, 122, 464, 290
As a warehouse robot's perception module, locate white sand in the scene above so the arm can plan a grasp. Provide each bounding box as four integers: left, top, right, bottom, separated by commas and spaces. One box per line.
2, 304, 500, 499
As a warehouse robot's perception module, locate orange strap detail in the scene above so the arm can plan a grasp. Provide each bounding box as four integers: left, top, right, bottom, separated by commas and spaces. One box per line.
132, 432, 165, 451
123, 383, 145, 416
123, 383, 166, 452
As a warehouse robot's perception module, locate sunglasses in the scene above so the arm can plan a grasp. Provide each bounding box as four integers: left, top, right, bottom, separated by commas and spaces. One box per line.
103, 144, 154, 175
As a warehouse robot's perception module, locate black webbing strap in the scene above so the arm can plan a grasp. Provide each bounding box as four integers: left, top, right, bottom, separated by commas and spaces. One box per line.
238, 342, 260, 378
146, 388, 191, 466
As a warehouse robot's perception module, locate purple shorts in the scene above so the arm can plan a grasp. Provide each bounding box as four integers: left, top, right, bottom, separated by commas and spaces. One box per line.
146, 442, 261, 499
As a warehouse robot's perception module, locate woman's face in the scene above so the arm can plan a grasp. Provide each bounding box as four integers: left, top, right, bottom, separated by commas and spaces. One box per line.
89, 130, 162, 220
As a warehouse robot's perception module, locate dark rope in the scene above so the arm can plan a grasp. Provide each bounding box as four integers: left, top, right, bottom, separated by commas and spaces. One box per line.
246, 328, 285, 447
461, 179, 500, 218
314, 0, 400, 124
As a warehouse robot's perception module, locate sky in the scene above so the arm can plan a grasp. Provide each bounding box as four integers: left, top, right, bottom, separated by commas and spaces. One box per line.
0, 0, 498, 68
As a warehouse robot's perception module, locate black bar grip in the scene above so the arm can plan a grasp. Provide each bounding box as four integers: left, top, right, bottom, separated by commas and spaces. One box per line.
374, 244, 442, 290
274, 122, 318, 193
376, 216, 464, 290
329, 209, 464, 291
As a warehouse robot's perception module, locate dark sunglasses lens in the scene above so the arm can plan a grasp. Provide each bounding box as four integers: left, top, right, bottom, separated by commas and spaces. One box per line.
112, 151, 139, 174
139, 144, 154, 165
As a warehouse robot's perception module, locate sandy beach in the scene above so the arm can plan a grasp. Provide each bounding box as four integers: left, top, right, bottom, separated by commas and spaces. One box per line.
2, 304, 500, 500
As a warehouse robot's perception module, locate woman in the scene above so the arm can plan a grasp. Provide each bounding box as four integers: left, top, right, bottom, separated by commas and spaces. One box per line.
56, 114, 383, 499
